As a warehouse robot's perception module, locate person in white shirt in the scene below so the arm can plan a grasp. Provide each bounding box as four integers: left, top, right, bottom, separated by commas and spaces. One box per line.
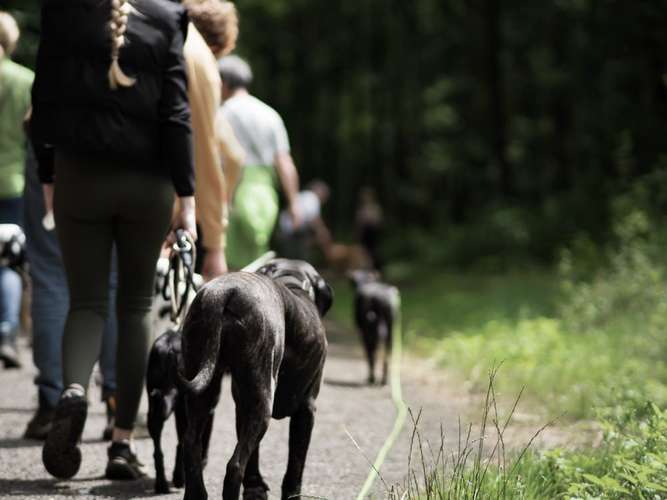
277, 181, 333, 260
218, 55, 302, 269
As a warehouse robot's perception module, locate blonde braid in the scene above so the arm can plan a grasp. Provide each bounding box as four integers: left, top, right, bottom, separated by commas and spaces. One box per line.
108, 0, 136, 89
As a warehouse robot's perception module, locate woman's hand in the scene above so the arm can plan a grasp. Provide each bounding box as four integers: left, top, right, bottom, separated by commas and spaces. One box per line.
289, 199, 303, 229
168, 196, 197, 244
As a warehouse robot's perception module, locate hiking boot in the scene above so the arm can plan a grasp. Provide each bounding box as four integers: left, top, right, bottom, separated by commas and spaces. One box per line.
105, 441, 147, 480
0, 338, 21, 369
42, 384, 87, 479
102, 394, 116, 441
24, 406, 55, 441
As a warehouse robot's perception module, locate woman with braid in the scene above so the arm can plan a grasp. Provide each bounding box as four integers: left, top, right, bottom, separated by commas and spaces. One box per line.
31, 0, 195, 480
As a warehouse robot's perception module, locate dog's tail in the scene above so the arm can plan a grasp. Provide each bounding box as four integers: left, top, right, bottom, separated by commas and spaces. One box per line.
177, 287, 231, 396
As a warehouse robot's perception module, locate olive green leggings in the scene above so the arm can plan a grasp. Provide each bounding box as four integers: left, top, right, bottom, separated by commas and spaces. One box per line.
54, 153, 174, 430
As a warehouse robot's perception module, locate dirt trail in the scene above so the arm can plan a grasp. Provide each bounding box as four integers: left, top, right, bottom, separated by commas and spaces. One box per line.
0, 320, 579, 500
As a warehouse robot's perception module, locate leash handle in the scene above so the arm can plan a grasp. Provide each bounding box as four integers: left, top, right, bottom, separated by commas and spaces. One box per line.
167, 229, 197, 325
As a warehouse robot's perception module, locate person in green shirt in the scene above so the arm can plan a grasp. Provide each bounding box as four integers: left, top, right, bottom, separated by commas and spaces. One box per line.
0, 12, 33, 369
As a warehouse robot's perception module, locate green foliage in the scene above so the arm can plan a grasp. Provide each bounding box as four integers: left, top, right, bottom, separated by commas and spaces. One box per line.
416, 315, 667, 420
520, 401, 667, 499
397, 181, 667, 420
397, 397, 667, 499
10, 1, 667, 243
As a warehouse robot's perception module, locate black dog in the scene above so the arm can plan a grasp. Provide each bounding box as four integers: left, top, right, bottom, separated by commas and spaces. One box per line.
146, 328, 187, 493
179, 259, 332, 500
146, 327, 217, 494
147, 231, 208, 494
349, 270, 400, 385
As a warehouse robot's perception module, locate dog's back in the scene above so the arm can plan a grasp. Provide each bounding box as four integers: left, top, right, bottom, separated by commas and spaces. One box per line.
353, 278, 399, 384
180, 272, 287, 395
355, 282, 398, 334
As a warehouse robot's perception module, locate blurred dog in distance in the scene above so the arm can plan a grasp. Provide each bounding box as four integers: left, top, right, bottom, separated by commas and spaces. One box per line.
349, 269, 400, 385
324, 242, 372, 273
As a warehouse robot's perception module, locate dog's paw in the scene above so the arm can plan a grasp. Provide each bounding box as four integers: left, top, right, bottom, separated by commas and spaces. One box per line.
154, 479, 171, 495
184, 490, 208, 500
172, 473, 184, 489
243, 486, 269, 500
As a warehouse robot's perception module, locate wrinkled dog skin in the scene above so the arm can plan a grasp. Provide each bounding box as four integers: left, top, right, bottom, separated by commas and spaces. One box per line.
349, 270, 400, 385
179, 259, 333, 500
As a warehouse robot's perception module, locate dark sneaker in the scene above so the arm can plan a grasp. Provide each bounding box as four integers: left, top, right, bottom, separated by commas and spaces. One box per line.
24, 406, 55, 440
0, 340, 21, 369
102, 395, 116, 441
105, 441, 147, 480
42, 384, 87, 479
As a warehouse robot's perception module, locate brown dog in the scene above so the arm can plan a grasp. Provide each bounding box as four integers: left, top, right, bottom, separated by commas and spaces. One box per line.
325, 243, 372, 273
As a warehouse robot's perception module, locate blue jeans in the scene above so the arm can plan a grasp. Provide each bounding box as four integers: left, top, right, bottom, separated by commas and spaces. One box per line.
23, 148, 118, 408
0, 197, 23, 343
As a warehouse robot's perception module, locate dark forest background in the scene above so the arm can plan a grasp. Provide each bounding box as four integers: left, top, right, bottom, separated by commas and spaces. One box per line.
4, 0, 667, 265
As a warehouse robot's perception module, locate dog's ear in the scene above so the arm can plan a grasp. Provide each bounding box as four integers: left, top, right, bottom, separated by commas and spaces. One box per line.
314, 277, 334, 316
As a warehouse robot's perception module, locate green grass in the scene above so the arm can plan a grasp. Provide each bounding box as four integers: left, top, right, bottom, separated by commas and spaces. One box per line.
398, 267, 559, 339
330, 258, 667, 421
392, 374, 667, 499
328, 266, 559, 337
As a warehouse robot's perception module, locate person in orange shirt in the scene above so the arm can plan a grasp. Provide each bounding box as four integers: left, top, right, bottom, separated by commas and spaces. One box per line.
182, 0, 244, 279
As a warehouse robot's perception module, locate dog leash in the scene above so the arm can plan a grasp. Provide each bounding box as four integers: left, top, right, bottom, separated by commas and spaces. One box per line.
164, 229, 197, 326
240, 250, 277, 273
355, 292, 406, 500
162, 246, 277, 325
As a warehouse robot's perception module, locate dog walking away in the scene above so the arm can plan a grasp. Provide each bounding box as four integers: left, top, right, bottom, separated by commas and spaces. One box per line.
179, 259, 333, 500
349, 270, 400, 385
147, 248, 276, 494
146, 231, 202, 493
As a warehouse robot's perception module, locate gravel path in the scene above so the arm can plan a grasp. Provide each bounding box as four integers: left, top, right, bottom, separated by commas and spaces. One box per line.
0, 319, 577, 500
0, 316, 471, 500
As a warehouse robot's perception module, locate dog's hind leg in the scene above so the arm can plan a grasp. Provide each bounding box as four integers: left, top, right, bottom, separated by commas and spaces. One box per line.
281, 399, 316, 500
148, 392, 170, 494
201, 412, 215, 468
183, 383, 221, 500
172, 394, 186, 489
223, 376, 272, 500
362, 327, 378, 385
242, 447, 269, 500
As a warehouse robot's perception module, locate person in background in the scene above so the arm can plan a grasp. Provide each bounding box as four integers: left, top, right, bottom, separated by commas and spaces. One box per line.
218, 55, 302, 269
355, 186, 384, 272
0, 12, 32, 369
181, 0, 242, 279
31, 0, 195, 480
277, 180, 333, 261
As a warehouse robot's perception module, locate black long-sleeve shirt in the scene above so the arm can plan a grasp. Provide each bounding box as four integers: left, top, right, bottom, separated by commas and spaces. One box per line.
31, 0, 195, 197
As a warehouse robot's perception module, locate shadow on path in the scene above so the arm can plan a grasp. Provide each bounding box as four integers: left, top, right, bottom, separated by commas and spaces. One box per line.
0, 477, 101, 496
324, 378, 369, 388
0, 437, 42, 450
0, 477, 159, 498
88, 478, 157, 498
